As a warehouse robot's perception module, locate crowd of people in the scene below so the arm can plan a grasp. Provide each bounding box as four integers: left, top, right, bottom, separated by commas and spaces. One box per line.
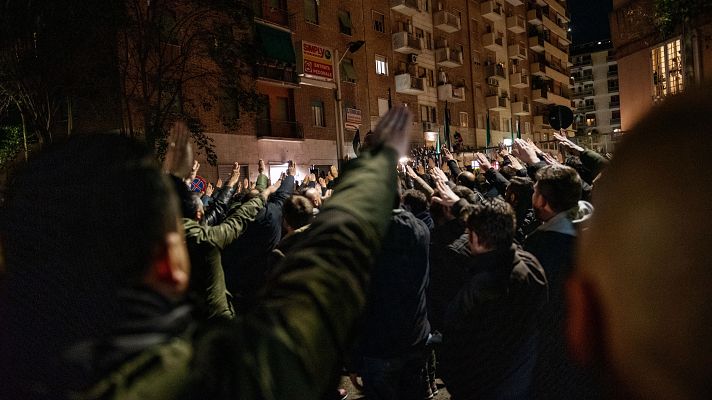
1, 87, 711, 400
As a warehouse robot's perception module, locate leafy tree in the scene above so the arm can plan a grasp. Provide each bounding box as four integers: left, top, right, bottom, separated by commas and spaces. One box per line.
119, 0, 262, 164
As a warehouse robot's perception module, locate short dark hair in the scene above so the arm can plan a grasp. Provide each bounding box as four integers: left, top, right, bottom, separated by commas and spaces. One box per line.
0, 134, 180, 389
402, 189, 428, 214
466, 200, 516, 250
535, 165, 582, 213
506, 176, 534, 208
283, 195, 313, 230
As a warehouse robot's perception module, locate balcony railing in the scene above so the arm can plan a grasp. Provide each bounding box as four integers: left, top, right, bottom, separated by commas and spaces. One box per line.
395, 73, 426, 94
482, 1, 504, 21
607, 70, 618, 78
574, 74, 594, 82
390, 0, 420, 16
608, 85, 620, 93
510, 72, 529, 88
578, 104, 596, 112
483, 32, 504, 51
437, 83, 466, 103
393, 31, 423, 54
256, 64, 299, 84
574, 57, 592, 67
486, 64, 507, 80
527, 8, 543, 25
256, 119, 304, 139
609, 100, 620, 108
435, 47, 463, 68
573, 87, 595, 97
434, 10, 461, 33
506, 15, 526, 34
610, 117, 621, 125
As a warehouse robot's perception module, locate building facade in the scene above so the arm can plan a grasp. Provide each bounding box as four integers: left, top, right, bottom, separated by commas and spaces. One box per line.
610, 0, 712, 132
193, 0, 572, 183
569, 40, 620, 152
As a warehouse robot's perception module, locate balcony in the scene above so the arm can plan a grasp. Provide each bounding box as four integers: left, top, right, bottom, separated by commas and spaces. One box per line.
548, 0, 567, 17
534, 115, 550, 128
437, 83, 466, 103
532, 88, 550, 104
508, 43, 527, 60
578, 104, 596, 113
390, 0, 420, 16
434, 10, 461, 33
527, 8, 543, 25
435, 47, 463, 68
486, 95, 509, 111
548, 90, 571, 107
608, 85, 620, 93
609, 100, 620, 108
545, 64, 570, 85
395, 73, 426, 94
529, 34, 545, 53
392, 31, 424, 54
486, 64, 507, 81
544, 40, 568, 62
530, 62, 546, 77
481, 1, 504, 22
574, 74, 594, 83
253, 0, 290, 28
574, 57, 592, 67
483, 32, 504, 51
256, 64, 299, 86
505, 0, 523, 5
256, 119, 304, 140
610, 117, 621, 125
511, 101, 530, 116
573, 87, 595, 97
543, 14, 567, 41
506, 15, 526, 34
510, 72, 529, 88
607, 70, 618, 78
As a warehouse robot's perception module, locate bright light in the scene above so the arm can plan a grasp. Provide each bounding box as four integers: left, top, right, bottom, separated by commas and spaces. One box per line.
614, 128, 621, 133
598, 41, 602, 45
503, 138, 513, 147
425, 131, 438, 141
399, 157, 409, 164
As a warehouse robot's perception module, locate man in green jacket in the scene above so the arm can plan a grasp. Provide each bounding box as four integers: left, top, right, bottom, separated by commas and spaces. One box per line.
0, 106, 412, 400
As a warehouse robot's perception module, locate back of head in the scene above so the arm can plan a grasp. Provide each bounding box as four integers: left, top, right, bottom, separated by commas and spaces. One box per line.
456, 171, 477, 190
577, 86, 712, 400
283, 195, 314, 230
466, 199, 515, 250
535, 165, 582, 213
0, 134, 180, 393
506, 176, 534, 209
402, 189, 428, 215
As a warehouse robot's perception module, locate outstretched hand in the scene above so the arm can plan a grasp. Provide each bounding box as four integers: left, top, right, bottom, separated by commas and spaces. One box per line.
373, 106, 414, 157
430, 166, 448, 183
553, 132, 584, 156
442, 146, 454, 161
475, 153, 492, 171
227, 162, 241, 188
514, 138, 541, 165
431, 178, 460, 207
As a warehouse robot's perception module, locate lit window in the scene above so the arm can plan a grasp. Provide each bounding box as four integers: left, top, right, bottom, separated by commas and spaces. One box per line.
311, 100, 325, 127
651, 38, 683, 99
375, 55, 388, 76
459, 112, 468, 128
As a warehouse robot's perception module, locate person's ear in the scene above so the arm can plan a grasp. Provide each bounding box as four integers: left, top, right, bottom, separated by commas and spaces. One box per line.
566, 273, 605, 367
145, 231, 190, 299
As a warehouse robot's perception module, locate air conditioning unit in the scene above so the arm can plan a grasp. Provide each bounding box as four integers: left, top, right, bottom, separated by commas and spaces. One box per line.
408, 54, 418, 64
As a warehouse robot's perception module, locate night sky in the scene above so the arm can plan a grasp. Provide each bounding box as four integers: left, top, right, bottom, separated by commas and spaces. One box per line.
568, 0, 613, 45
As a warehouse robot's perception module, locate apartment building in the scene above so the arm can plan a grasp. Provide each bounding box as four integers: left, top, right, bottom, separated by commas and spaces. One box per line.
610, 0, 712, 131
570, 40, 620, 138
195, 0, 573, 182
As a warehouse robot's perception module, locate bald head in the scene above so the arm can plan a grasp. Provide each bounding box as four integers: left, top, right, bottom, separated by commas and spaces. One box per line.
304, 187, 322, 208
575, 87, 712, 399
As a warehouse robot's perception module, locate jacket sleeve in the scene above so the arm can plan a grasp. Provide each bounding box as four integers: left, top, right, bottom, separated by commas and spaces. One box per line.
580, 150, 608, 178
203, 186, 236, 226
447, 159, 462, 177
527, 161, 547, 180
484, 168, 510, 196
200, 196, 265, 250
196, 147, 398, 399
268, 175, 295, 209
411, 173, 435, 198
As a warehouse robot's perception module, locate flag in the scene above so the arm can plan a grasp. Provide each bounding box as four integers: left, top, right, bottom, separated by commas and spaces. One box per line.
352, 129, 361, 156
444, 101, 451, 151
486, 111, 491, 147
517, 117, 522, 139
387, 88, 392, 109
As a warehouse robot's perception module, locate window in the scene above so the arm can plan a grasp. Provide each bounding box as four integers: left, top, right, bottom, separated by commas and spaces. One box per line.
525, 121, 531, 135
459, 112, 468, 128
420, 105, 437, 123
375, 54, 388, 75
586, 114, 597, 127
372, 11, 385, 33
607, 79, 619, 92
220, 88, 240, 123
427, 69, 435, 87
338, 10, 352, 35
502, 117, 511, 133
423, 0, 430, 12
304, 0, 319, 25
651, 38, 683, 99
610, 94, 620, 107
415, 27, 424, 41
341, 58, 357, 83
425, 32, 433, 50
378, 98, 389, 116
611, 110, 621, 123
311, 100, 325, 127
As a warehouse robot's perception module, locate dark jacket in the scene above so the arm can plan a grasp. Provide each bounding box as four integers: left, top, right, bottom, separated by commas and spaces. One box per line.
221, 176, 294, 308
357, 210, 431, 358
183, 196, 264, 319
428, 218, 467, 332
439, 246, 547, 400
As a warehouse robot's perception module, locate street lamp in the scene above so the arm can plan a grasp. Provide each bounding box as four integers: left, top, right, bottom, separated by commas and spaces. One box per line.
334, 40, 365, 167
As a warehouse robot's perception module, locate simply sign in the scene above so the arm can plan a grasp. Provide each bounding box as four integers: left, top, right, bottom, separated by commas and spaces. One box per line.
301, 41, 334, 81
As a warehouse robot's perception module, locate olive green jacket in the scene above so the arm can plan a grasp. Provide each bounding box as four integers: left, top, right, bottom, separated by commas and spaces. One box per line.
183, 196, 265, 319
81, 147, 398, 400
